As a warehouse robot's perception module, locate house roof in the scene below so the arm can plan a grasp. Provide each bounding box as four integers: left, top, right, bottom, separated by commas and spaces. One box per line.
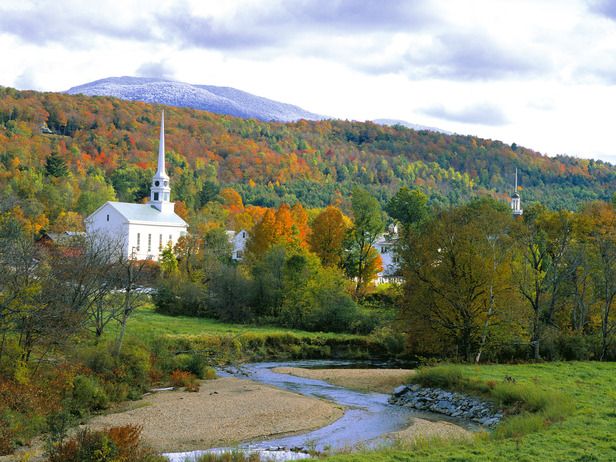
88, 201, 188, 227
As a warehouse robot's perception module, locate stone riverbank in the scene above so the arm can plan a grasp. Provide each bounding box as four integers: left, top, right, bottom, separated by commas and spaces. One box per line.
389, 384, 503, 427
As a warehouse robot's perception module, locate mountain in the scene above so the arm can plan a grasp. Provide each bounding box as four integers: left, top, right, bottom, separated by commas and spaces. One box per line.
66, 76, 327, 123
66, 77, 452, 134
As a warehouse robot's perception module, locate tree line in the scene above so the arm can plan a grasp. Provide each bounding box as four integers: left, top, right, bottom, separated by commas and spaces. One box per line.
392, 190, 616, 363
2, 86, 616, 240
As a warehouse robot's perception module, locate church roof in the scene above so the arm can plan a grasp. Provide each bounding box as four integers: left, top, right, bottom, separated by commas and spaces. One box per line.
88, 201, 187, 227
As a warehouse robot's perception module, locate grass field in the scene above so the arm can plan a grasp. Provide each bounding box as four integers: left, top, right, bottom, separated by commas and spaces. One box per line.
127, 304, 363, 340
324, 362, 616, 461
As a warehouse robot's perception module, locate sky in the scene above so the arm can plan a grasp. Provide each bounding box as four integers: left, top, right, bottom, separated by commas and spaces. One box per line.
2, 0, 616, 163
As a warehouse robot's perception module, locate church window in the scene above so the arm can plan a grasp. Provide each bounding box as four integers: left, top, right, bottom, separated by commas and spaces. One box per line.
148, 234, 152, 252
136, 233, 140, 251
164, 192, 169, 201
106, 214, 109, 221
153, 192, 159, 201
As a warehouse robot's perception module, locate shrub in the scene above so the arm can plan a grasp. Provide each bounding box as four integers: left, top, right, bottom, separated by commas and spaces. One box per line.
45, 425, 166, 462
367, 326, 406, 356
169, 370, 200, 391
69, 375, 109, 415
78, 339, 152, 396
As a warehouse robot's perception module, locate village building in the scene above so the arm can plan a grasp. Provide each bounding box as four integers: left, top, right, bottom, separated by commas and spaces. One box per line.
85, 112, 188, 261
227, 229, 248, 260
511, 168, 523, 216
375, 224, 401, 284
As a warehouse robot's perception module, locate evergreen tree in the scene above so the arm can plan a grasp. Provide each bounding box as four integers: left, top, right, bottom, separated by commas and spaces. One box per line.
44, 151, 68, 178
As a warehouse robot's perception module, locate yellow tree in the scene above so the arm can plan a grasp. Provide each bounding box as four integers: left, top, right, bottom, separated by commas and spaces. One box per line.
580, 201, 616, 360
309, 206, 347, 267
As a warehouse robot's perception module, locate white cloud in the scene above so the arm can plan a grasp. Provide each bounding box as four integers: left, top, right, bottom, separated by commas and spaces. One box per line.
0, 0, 614, 161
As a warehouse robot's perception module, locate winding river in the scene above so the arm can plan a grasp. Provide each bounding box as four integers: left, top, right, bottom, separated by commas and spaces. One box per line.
164, 360, 478, 461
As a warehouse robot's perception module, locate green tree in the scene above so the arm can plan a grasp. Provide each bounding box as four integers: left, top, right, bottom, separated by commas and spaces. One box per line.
385, 186, 428, 229
345, 187, 383, 293
513, 204, 575, 360
400, 202, 522, 362
44, 151, 68, 178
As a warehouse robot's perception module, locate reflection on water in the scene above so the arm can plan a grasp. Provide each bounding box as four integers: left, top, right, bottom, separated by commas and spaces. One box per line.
164, 360, 478, 462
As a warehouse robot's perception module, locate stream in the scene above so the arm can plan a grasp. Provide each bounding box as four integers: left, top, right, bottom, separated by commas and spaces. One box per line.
164, 360, 479, 461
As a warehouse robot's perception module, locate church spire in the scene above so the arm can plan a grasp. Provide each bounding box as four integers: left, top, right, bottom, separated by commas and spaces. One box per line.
511, 168, 523, 216
156, 110, 168, 179
147, 111, 173, 213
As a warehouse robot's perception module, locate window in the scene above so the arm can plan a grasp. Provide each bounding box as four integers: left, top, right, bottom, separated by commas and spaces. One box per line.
159, 234, 163, 250
136, 233, 140, 251
106, 214, 110, 221
169, 234, 172, 243
148, 234, 152, 252
153, 192, 159, 201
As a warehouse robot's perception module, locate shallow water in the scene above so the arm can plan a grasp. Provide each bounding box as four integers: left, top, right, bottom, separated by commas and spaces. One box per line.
164, 360, 478, 461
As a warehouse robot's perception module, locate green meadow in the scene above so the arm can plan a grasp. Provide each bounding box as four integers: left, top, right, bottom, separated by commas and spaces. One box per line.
323, 362, 616, 462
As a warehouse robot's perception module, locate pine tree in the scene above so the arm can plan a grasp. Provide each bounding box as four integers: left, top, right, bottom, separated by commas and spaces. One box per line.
45, 151, 68, 178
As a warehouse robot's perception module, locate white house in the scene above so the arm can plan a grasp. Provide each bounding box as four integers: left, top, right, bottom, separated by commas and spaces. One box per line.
375, 224, 401, 284
85, 112, 188, 261
227, 229, 248, 260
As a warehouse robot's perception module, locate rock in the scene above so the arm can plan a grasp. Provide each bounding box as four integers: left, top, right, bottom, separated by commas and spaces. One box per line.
389, 384, 503, 428
393, 385, 408, 396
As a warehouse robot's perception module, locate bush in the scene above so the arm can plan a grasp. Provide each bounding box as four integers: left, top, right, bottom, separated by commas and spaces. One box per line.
367, 326, 407, 356
153, 276, 207, 317
78, 339, 152, 396
169, 370, 200, 391
69, 375, 109, 416
45, 425, 166, 462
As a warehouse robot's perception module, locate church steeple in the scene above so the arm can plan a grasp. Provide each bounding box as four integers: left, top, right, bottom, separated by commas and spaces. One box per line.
147, 111, 174, 213
511, 168, 523, 216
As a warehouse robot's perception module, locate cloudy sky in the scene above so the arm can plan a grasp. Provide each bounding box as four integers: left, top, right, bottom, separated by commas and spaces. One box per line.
2, 0, 616, 163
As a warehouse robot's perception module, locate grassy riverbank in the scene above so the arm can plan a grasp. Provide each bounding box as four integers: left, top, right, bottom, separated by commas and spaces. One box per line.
323, 362, 616, 461
125, 304, 402, 361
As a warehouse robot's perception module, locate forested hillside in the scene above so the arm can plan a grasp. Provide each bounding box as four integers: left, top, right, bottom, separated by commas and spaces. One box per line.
1, 86, 614, 232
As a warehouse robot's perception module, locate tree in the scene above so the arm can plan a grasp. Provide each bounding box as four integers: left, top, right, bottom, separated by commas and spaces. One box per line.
44, 151, 68, 178
513, 204, 575, 360
110, 250, 158, 356
345, 187, 383, 293
580, 201, 616, 360
219, 188, 243, 211
400, 202, 521, 362
159, 242, 178, 276
308, 206, 347, 267
385, 186, 428, 229
246, 209, 277, 257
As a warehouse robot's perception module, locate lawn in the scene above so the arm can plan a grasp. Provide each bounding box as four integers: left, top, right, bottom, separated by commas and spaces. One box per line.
324, 362, 616, 461
127, 303, 362, 339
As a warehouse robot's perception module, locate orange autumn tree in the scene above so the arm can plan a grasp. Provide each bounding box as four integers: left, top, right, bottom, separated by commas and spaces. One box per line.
291, 203, 311, 246
246, 203, 310, 257
308, 206, 347, 267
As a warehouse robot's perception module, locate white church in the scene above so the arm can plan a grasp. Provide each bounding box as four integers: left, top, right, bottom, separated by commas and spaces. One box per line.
85, 112, 188, 261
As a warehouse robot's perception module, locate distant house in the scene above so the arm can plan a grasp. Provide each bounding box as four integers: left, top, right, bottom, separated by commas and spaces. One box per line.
85, 112, 188, 261
375, 224, 402, 285
37, 231, 86, 258
228, 229, 248, 260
